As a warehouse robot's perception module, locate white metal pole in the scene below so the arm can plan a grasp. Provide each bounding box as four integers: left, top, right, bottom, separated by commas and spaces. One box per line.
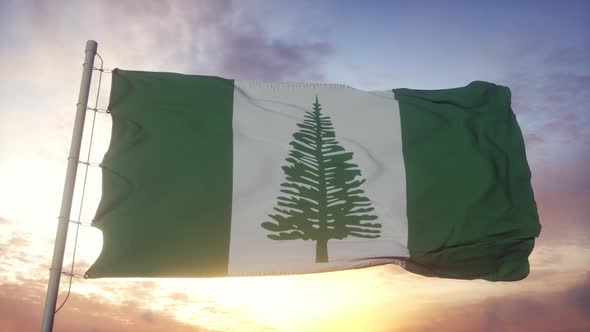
40, 40, 98, 332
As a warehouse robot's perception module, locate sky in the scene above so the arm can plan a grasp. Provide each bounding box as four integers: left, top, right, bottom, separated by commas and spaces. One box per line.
0, 0, 589, 331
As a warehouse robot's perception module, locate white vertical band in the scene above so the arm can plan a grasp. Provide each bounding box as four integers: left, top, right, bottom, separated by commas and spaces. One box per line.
228, 81, 408, 275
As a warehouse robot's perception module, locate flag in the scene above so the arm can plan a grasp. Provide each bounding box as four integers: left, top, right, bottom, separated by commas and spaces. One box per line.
86, 69, 540, 281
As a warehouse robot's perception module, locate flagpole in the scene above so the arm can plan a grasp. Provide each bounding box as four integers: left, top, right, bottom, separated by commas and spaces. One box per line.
40, 40, 98, 332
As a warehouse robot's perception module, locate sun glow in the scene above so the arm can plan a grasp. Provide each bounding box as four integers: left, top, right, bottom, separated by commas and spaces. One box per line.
151, 269, 403, 332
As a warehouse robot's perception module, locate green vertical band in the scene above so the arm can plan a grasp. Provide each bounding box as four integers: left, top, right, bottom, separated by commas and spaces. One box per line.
86, 69, 235, 277
394, 82, 541, 281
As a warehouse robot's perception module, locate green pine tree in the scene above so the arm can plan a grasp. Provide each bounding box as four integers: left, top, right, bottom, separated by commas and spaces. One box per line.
261, 96, 381, 263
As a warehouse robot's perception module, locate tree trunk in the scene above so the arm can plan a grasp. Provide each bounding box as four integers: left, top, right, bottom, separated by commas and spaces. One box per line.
316, 238, 328, 263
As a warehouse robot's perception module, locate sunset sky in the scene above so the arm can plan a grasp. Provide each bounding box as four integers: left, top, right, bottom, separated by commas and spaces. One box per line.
1, 0, 589, 331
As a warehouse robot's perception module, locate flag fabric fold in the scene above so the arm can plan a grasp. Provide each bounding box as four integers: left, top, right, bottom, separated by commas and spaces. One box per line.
86, 69, 540, 281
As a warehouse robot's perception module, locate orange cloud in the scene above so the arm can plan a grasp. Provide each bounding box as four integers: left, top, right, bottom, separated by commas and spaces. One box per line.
2, 273, 589, 332
0, 281, 209, 332
402, 276, 590, 332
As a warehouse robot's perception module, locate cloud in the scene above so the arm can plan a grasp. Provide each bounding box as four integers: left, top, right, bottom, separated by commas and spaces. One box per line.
0, 0, 335, 164
544, 47, 590, 68
0, 281, 212, 332
0, 0, 333, 81
523, 132, 545, 149
170, 292, 190, 301
215, 24, 333, 81
7, 235, 30, 247
0, 243, 588, 332
406, 277, 590, 332
564, 274, 590, 315
0, 232, 37, 265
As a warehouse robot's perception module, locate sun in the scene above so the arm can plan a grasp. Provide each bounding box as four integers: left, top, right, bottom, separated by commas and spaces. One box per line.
145, 268, 404, 332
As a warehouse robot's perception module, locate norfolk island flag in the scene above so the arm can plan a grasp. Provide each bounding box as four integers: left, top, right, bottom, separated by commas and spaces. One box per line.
86, 69, 540, 281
